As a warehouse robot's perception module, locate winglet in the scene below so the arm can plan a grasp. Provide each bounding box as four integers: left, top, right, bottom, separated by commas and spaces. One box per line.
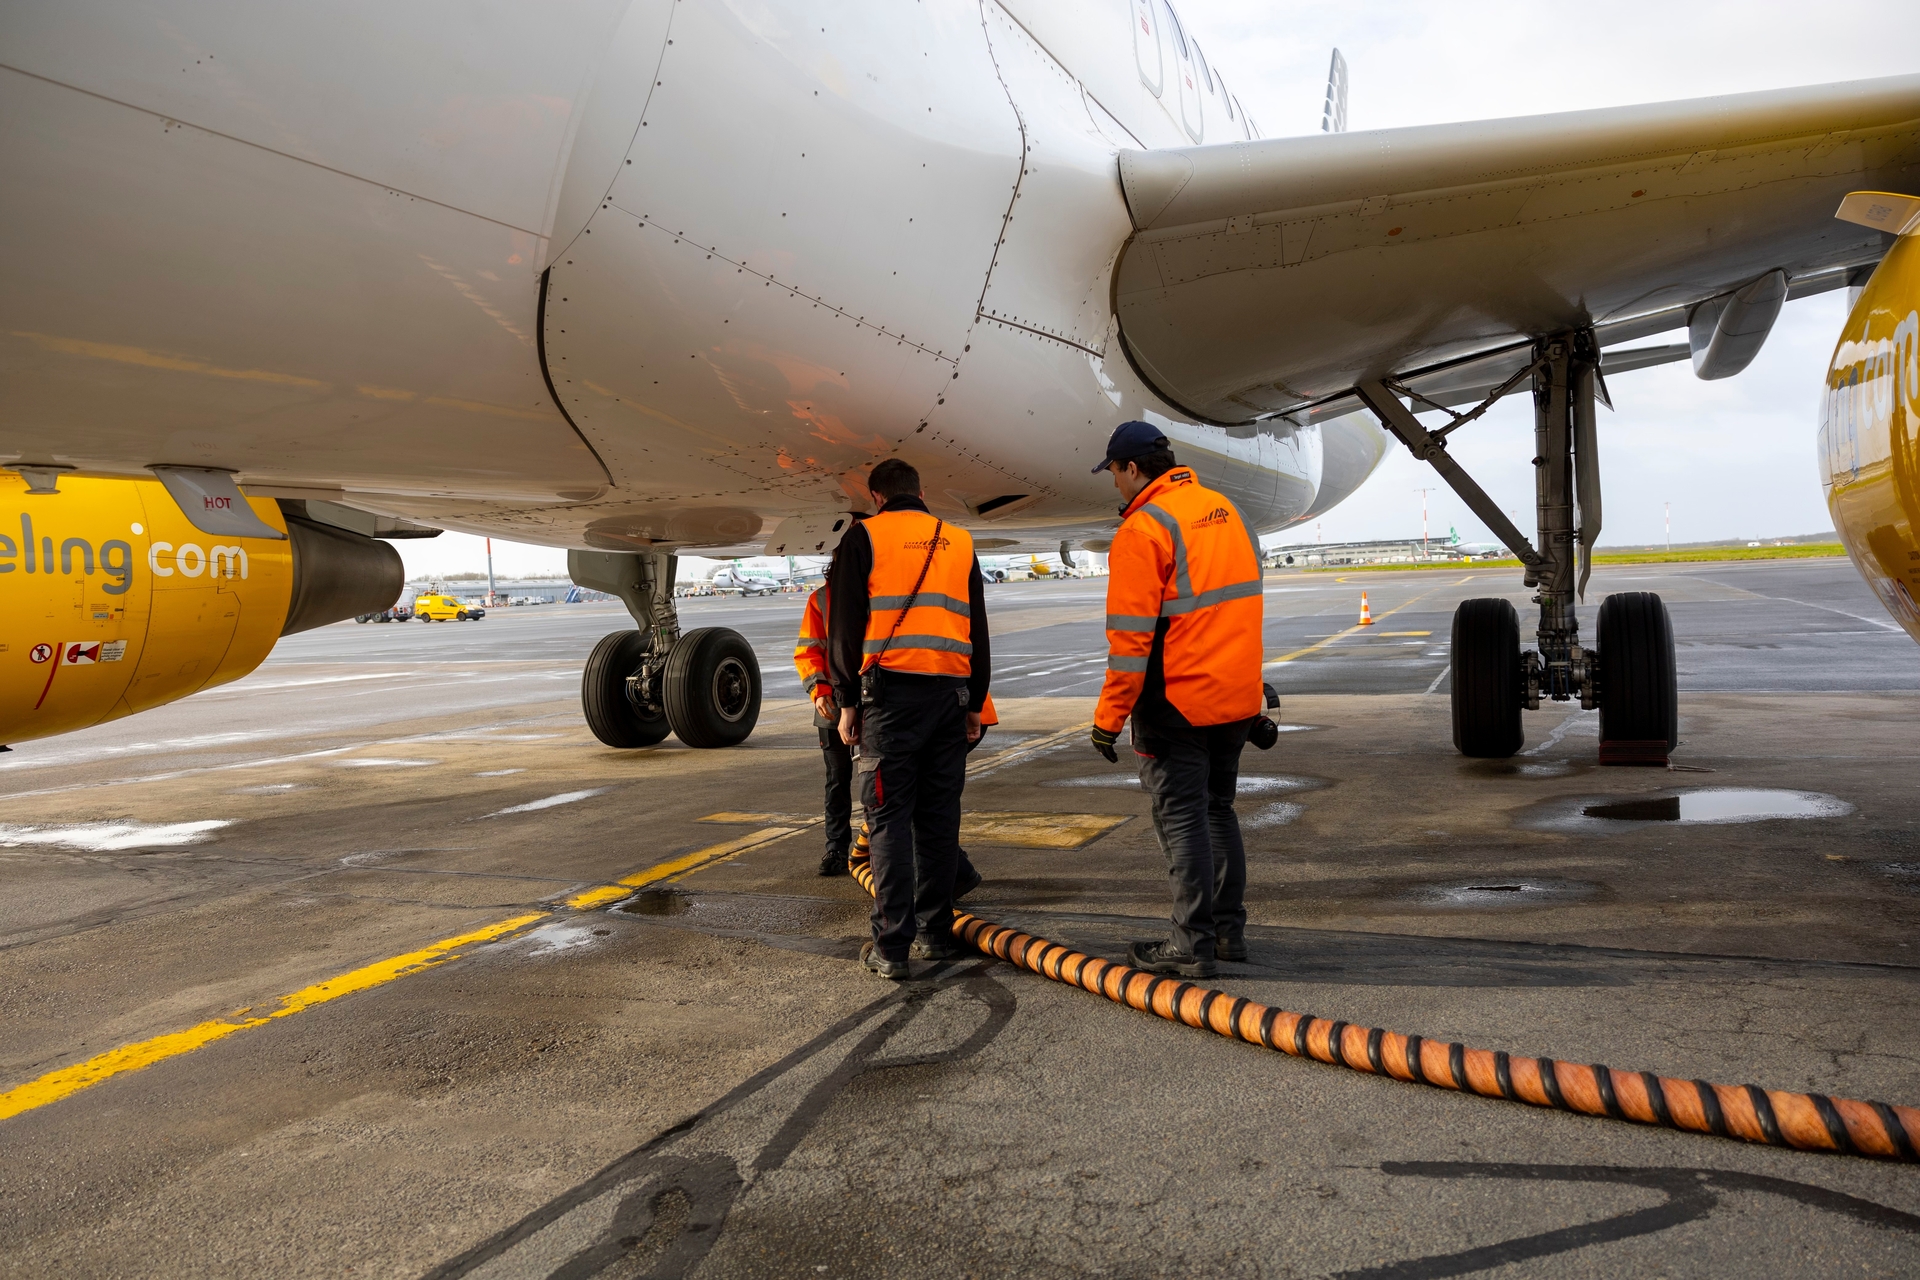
1835, 191, 1920, 236
1321, 49, 1349, 134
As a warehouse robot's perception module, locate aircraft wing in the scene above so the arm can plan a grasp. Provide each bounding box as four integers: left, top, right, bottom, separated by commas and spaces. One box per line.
1113, 74, 1920, 425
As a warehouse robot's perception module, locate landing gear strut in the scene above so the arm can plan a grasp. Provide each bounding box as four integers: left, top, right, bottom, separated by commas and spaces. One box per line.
571, 550, 762, 749
1359, 331, 1678, 764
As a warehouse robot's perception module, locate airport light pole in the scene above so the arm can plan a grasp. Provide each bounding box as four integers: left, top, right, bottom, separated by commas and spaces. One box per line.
485, 537, 496, 606
1414, 488, 1433, 557
1665, 502, 1671, 551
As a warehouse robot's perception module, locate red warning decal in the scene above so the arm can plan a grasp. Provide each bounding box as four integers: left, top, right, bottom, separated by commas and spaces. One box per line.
29, 643, 53, 664
61, 642, 103, 666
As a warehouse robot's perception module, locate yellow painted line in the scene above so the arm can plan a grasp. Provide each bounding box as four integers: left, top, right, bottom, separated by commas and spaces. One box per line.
968, 721, 1094, 777
1264, 590, 1436, 667
1456, 575, 1475, 584
564, 826, 813, 909
698, 811, 815, 825
961, 811, 1132, 849
0, 911, 548, 1123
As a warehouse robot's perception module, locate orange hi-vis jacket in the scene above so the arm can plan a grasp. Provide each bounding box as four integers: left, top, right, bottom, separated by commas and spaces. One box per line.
794, 585, 830, 694
861, 508, 977, 677
1095, 467, 1265, 732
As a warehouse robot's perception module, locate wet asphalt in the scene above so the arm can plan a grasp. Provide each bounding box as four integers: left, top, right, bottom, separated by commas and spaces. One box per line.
2, 557, 1918, 1278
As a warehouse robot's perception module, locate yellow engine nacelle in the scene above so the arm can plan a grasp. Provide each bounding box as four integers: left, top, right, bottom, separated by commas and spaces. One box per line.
2, 473, 402, 747
1819, 207, 1920, 643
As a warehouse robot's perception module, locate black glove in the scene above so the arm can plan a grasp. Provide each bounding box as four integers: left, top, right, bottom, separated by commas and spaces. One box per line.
1091, 725, 1120, 763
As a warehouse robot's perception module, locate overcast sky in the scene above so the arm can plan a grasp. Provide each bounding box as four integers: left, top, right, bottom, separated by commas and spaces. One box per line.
401, 1, 1918, 578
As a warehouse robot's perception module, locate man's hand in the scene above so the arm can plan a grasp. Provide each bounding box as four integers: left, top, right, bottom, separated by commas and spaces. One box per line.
1090, 725, 1120, 763
965, 711, 983, 744
838, 704, 860, 744
812, 690, 838, 720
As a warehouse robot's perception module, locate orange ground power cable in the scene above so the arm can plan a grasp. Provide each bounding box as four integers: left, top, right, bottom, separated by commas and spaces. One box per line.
847, 846, 1920, 1162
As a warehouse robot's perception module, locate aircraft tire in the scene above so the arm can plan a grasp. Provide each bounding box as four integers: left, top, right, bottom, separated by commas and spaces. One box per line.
1597, 591, 1677, 752
1451, 597, 1523, 758
664, 627, 761, 748
582, 629, 672, 748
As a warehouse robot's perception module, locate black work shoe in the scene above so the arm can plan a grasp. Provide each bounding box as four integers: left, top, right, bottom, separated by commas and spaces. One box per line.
860, 941, 909, 981
1215, 935, 1249, 962
1128, 939, 1217, 979
953, 861, 983, 899
818, 849, 849, 877
909, 936, 961, 961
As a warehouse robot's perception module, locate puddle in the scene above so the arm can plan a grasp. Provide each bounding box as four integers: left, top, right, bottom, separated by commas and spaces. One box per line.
1409, 877, 1603, 908
1243, 802, 1304, 829
1582, 789, 1852, 823
335, 757, 439, 769
231, 782, 310, 794
1522, 788, 1853, 834
475, 769, 526, 777
0, 819, 232, 851
498, 921, 600, 956
619, 890, 689, 916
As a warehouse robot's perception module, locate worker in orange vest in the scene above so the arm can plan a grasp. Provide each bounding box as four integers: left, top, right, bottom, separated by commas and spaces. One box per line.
796, 525, 988, 890
828, 458, 991, 979
1090, 422, 1265, 979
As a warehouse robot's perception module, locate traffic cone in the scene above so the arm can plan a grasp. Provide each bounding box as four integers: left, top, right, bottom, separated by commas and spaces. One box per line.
1358, 591, 1373, 625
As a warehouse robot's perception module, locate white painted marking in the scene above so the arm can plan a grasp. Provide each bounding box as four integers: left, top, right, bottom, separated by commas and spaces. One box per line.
475, 768, 528, 777
0, 820, 231, 851
230, 672, 411, 692
486, 788, 610, 817
335, 758, 439, 768
1424, 665, 1450, 695
1521, 709, 1596, 756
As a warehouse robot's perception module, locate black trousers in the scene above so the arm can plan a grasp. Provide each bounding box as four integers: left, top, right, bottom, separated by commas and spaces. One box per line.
819, 724, 854, 857
1134, 717, 1252, 957
857, 674, 968, 961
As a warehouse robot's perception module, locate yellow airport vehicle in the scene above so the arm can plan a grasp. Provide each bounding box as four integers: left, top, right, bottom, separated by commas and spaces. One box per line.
412, 593, 485, 622
2, 472, 402, 748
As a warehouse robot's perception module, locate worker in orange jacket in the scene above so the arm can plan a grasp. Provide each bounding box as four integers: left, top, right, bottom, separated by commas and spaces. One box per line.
795, 573, 858, 877
1090, 421, 1265, 979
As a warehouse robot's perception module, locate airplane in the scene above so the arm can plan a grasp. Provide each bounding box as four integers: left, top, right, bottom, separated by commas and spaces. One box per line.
708, 561, 789, 596
2, 1, 1918, 763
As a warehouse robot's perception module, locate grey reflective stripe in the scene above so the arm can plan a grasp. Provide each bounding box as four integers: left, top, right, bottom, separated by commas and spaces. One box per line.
869, 592, 970, 617
1137, 503, 1192, 599
862, 635, 973, 655
1106, 613, 1159, 632
795, 637, 825, 649
1107, 654, 1150, 672
1159, 577, 1264, 616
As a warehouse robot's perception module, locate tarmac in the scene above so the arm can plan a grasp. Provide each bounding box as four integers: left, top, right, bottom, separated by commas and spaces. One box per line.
2, 557, 1918, 1277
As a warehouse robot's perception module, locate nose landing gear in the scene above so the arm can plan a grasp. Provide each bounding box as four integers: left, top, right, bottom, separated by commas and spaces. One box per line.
1360, 331, 1678, 765
571, 550, 762, 749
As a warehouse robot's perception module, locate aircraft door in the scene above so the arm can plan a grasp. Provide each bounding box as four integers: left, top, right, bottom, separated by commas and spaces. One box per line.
1130, 0, 1162, 96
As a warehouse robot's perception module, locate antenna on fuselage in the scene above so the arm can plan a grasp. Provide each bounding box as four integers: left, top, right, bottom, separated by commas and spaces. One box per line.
1321, 49, 1348, 134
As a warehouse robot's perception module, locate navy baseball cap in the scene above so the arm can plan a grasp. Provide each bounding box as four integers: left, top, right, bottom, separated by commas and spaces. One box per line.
1091, 420, 1169, 473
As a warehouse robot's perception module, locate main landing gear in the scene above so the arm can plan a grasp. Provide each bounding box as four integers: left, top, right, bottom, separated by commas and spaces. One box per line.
1357, 331, 1678, 765
570, 550, 762, 749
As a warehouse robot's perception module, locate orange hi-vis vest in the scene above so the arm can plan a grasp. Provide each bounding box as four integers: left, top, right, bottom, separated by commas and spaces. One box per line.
794, 585, 830, 693
861, 508, 976, 677
1095, 467, 1264, 732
